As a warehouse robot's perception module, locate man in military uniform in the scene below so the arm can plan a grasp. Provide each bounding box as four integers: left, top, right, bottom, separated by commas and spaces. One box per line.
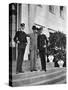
14, 23, 28, 74
37, 27, 48, 72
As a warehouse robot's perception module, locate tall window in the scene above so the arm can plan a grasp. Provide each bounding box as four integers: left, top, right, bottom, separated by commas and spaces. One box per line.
37, 4, 42, 8
49, 5, 55, 14
60, 6, 64, 19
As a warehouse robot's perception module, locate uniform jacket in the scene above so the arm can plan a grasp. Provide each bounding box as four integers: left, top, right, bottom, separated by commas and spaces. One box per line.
14, 31, 27, 48
37, 34, 48, 50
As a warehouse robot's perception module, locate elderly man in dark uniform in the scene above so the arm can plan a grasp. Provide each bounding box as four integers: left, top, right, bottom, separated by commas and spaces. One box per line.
14, 23, 28, 74
37, 27, 48, 72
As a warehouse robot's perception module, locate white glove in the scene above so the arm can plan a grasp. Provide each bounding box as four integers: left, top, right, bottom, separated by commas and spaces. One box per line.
17, 41, 20, 43
43, 45, 46, 48
12, 40, 15, 47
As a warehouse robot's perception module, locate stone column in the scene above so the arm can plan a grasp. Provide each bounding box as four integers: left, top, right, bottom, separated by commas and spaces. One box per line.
10, 3, 17, 61
28, 4, 36, 33
20, 4, 29, 33
20, 4, 30, 61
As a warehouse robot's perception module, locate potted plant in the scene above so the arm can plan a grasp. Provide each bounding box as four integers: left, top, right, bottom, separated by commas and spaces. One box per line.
47, 31, 66, 67
54, 50, 66, 67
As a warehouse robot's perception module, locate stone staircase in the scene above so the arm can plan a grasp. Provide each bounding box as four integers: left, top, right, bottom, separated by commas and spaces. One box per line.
9, 61, 66, 87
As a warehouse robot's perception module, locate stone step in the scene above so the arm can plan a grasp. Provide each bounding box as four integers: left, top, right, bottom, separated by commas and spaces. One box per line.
37, 74, 66, 85
54, 79, 66, 84
12, 68, 65, 80
10, 68, 66, 87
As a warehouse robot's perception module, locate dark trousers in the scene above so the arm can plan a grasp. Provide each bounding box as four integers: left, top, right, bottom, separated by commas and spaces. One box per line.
16, 47, 25, 72
39, 48, 46, 70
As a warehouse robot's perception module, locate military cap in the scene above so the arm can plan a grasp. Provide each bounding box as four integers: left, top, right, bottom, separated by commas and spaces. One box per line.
20, 23, 25, 27
32, 25, 36, 30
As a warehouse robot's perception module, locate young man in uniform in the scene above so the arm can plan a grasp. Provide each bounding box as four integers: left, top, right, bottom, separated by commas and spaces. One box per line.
14, 23, 28, 74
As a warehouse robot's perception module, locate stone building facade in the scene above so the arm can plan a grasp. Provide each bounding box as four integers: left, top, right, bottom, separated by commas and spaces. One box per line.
9, 3, 66, 61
